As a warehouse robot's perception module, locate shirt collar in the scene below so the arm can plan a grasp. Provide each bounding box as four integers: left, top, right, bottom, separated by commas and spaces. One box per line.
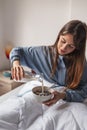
59, 55, 63, 60
58, 55, 65, 68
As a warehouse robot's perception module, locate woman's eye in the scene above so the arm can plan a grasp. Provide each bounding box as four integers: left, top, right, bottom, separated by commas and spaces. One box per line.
61, 40, 66, 43
69, 45, 75, 49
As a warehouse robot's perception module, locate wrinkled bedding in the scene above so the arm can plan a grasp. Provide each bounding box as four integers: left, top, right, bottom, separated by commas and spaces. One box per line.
0, 81, 87, 130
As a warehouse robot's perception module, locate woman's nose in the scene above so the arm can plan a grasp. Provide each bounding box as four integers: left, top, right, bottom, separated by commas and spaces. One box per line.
62, 44, 67, 50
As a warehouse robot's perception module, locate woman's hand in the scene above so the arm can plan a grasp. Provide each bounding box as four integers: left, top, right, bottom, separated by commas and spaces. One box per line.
11, 60, 24, 80
43, 91, 66, 106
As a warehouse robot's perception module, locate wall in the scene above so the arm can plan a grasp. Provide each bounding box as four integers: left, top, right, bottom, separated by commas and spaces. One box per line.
70, 0, 87, 21
2, 0, 70, 46
0, 0, 8, 70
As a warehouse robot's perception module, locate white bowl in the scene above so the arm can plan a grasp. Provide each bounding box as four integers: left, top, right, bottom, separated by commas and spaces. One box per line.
32, 86, 53, 102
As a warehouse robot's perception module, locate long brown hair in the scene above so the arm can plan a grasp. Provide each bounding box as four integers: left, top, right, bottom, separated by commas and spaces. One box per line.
50, 20, 87, 89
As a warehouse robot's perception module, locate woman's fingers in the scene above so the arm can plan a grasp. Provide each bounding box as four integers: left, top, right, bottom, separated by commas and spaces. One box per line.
43, 98, 57, 106
43, 91, 61, 106
11, 66, 24, 80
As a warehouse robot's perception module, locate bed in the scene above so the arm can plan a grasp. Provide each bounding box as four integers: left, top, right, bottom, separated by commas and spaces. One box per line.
0, 79, 87, 130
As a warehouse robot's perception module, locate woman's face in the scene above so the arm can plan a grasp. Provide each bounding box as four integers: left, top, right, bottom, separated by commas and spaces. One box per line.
57, 34, 76, 55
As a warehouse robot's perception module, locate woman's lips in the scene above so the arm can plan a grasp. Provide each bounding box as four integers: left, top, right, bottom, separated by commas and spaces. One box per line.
60, 49, 66, 53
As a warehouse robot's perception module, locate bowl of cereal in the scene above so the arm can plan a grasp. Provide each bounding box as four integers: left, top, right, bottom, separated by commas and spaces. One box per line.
32, 86, 53, 102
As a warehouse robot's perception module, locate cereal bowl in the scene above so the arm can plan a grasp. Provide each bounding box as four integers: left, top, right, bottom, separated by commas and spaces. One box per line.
32, 86, 53, 102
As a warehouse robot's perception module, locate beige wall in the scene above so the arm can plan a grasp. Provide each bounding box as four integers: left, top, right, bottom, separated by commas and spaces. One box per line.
70, 0, 87, 21
0, 0, 8, 70
2, 0, 70, 46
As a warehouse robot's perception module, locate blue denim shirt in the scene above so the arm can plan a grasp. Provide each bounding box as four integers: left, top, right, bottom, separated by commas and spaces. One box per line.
10, 46, 87, 102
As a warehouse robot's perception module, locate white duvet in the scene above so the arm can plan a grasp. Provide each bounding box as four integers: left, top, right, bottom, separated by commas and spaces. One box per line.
0, 81, 87, 130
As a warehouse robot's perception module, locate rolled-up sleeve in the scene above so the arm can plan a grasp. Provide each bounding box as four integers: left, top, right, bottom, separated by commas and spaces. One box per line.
10, 47, 35, 66
10, 47, 21, 63
65, 62, 87, 102
65, 85, 87, 102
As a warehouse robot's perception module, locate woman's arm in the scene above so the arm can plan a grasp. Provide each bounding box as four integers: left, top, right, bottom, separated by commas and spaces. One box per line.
44, 65, 87, 105
10, 46, 55, 83
43, 82, 87, 106
10, 47, 31, 80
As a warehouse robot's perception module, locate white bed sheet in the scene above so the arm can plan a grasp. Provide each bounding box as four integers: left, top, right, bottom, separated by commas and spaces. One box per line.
0, 80, 87, 130
0, 84, 24, 103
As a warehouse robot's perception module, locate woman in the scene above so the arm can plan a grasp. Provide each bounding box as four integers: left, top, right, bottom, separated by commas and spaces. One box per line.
10, 20, 87, 105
